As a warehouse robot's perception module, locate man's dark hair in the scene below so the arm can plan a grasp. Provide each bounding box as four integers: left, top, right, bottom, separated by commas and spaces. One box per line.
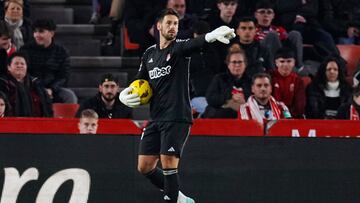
251, 72, 272, 85
100, 73, 119, 85
7, 51, 28, 66
32, 18, 57, 31
193, 21, 210, 35
0, 20, 12, 38
255, 0, 274, 10
275, 47, 296, 60
157, 8, 179, 22
238, 16, 257, 25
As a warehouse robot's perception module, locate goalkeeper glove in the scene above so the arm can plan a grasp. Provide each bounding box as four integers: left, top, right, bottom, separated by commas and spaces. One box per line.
205, 25, 236, 44
119, 87, 141, 108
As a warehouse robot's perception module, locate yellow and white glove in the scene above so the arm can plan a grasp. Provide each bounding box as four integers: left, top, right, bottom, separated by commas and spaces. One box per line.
119, 87, 140, 108
205, 25, 236, 44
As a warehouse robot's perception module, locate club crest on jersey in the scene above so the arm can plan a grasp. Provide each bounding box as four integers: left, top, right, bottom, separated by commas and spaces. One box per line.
166, 53, 171, 61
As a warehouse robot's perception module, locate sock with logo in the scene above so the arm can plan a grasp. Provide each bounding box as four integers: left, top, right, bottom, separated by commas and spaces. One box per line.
144, 167, 164, 190
163, 168, 179, 203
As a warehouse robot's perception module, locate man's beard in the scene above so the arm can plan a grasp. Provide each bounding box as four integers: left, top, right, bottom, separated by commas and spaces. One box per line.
162, 31, 176, 41
102, 93, 115, 102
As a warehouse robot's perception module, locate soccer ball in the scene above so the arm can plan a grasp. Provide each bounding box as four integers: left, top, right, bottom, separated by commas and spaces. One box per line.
129, 79, 153, 105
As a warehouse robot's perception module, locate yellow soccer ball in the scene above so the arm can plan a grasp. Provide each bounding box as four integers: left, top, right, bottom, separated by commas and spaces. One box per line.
129, 79, 153, 105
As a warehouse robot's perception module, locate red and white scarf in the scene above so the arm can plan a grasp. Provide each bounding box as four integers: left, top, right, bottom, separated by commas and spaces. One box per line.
350, 105, 360, 120
239, 95, 282, 124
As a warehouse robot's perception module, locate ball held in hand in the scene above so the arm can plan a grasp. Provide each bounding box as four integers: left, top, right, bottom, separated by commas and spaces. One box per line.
129, 79, 153, 105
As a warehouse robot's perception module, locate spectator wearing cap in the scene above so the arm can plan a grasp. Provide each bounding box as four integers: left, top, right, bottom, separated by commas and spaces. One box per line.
76, 73, 132, 119
254, 0, 303, 68
20, 18, 77, 104
4, 0, 32, 50
269, 47, 305, 118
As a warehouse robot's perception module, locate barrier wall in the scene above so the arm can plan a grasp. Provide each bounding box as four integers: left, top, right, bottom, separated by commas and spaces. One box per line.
1, 118, 360, 137
1, 134, 360, 203
1, 118, 360, 202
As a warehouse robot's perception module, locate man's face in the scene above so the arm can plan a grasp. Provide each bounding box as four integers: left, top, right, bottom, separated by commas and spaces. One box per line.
0, 36, 11, 50
217, 1, 237, 18
78, 118, 98, 134
236, 21, 256, 44
33, 28, 54, 47
8, 56, 27, 81
167, 0, 186, 19
99, 81, 119, 102
157, 14, 179, 41
254, 8, 274, 27
276, 57, 295, 77
252, 77, 272, 101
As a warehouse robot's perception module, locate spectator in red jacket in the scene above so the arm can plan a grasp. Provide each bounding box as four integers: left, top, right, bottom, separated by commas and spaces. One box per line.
270, 47, 306, 118
254, 0, 303, 68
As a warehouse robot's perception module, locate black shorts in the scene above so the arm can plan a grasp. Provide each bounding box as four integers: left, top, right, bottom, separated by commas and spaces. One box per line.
138, 121, 191, 157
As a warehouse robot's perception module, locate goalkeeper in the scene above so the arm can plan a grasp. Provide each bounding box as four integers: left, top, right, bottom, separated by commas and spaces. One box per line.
119, 8, 235, 203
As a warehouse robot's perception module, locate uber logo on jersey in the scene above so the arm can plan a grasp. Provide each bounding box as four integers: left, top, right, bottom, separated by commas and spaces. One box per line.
149, 65, 172, 79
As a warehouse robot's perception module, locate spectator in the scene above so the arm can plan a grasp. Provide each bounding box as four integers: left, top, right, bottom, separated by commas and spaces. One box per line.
207, 0, 239, 30
76, 73, 132, 119
321, 0, 360, 45
0, 90, 11, 117
203, 44, 251, 118
0, 0, 29, 18
274, 0, 338, 56
206, 0, 239, 70
189, 21, 221, 116
103, 0, 126, 46
337, 85, 360, 119
0, 20, 13, 74
124, 0, 167, 52
0, 52, 52, 117
0, 20, 16, 56
306, 56, 352, 119
254, 0, 303, 68
78, 109, 99, 134
270, 47, 305, 118
239, 72, 291, 124
4, 0, 32, 50
166, 0, 198, 39
234, 16, 274, 77
20, 18, 77, 104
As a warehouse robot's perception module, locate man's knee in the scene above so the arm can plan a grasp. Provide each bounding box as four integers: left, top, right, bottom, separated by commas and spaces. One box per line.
137, 156, 158, 174
288, 31, 302, 41
160, 155, 179, 169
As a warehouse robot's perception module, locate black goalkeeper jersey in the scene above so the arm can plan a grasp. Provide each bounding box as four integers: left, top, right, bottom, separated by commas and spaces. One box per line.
135, 35, 206, 123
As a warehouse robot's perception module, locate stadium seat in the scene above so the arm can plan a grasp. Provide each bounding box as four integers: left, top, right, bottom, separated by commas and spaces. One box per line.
337, 45, 360, 76
52, 103, 80, 118
120, 25, 140, 55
